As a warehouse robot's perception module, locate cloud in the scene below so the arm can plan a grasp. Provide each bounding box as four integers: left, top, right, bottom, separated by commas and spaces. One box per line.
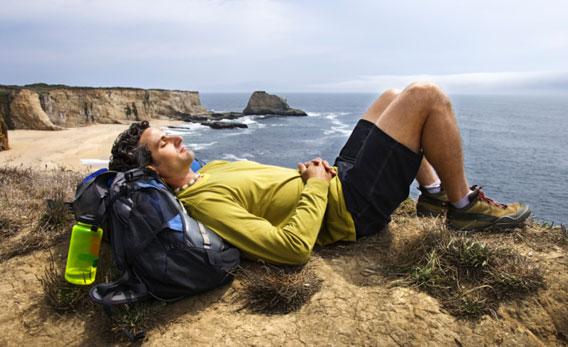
308, 71, 568, 94
1, 1, 567, 91
0, 0, 309, 60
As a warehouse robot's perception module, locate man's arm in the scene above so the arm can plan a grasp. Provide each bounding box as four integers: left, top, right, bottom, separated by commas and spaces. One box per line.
183, 160, 333, 265
186, 177, 329, 265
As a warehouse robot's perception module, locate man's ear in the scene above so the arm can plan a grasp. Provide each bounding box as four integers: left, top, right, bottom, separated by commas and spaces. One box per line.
146, 164, 159, 173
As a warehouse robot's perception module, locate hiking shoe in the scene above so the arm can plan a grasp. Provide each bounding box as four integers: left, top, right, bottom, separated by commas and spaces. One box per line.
447, 186, 531, 231
416, 186, 449, 217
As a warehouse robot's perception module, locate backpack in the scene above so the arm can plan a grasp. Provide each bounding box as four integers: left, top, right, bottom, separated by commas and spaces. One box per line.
69, 166, 240, 330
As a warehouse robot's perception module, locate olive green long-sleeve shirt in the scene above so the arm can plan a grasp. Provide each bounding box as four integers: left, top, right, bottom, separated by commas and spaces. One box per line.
177, 160, 355, 265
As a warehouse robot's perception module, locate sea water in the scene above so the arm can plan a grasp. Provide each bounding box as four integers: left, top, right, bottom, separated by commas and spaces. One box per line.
170, 93, 567, 224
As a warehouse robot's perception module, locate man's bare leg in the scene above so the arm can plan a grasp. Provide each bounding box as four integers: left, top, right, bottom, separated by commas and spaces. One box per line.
361, 88, 400, 124
374, 82, 469, 203
415, 160, 440, 187
363, 89, 442, 188
363, 83, 530, 230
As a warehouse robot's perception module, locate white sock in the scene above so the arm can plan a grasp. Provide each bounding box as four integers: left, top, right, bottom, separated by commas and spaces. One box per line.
451, 191, 473, 209
423, 179, 442, 194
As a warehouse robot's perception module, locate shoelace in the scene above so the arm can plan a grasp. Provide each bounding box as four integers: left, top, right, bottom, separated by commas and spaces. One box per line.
471, 185, 507, 209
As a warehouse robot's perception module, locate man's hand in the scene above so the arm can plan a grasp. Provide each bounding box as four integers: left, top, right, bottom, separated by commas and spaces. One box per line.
297, 158, 335, 183
303, 158, 336, 177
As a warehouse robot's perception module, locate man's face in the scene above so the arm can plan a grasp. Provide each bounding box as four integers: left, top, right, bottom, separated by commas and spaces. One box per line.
139, 127, 194, 179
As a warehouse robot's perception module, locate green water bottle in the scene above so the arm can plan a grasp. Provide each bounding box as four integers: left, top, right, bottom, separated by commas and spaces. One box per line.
64, 218, 103, 285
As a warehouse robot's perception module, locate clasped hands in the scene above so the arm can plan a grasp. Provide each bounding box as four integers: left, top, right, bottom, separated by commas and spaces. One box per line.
297, 157, 337, 183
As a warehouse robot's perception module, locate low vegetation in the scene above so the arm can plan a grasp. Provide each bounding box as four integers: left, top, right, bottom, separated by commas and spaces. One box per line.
236, 262, 322, 314
385, 221, 545, 318
1, 166, 565, 343
0, 166, 80, 261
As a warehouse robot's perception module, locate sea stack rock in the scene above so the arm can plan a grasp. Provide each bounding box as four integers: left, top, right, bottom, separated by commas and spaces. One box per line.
243, 91, 307, 116
0, 117, 8, 151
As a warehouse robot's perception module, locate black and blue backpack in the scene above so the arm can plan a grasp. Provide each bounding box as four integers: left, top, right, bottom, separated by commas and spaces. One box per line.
70, 163, 240, 319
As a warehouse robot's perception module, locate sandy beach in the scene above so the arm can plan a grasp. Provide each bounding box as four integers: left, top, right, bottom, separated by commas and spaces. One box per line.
0, 119, 184, 170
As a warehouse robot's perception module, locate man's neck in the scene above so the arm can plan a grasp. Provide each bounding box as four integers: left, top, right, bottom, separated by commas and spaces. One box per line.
164, 169, 198, 189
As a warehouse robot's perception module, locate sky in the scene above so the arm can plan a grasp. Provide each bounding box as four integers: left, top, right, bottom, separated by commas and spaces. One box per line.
1, 0, 567, 94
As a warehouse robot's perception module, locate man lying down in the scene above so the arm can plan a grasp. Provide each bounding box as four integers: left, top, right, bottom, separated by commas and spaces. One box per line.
109, 83, 531, 265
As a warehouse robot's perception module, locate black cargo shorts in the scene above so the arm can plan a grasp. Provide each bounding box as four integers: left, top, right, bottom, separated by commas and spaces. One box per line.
334, 119, 423, 238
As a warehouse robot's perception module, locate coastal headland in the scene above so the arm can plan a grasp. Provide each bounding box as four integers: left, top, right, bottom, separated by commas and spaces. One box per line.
0, 84, 309, 167
0, 84, 307, 135
0, 84, 207, 130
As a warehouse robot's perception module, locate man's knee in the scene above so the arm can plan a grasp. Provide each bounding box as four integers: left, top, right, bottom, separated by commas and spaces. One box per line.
404, 81, 450, 108
380, 88, 401, 100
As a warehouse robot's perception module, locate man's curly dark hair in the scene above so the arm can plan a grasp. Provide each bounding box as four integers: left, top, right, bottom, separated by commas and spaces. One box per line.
109, 121, 151, 171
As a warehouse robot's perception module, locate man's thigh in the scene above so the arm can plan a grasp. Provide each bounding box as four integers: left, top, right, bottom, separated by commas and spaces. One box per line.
337, 122, 423, 237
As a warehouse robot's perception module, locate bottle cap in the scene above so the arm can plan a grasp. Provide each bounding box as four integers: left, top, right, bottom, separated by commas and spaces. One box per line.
77, 215, 97, 224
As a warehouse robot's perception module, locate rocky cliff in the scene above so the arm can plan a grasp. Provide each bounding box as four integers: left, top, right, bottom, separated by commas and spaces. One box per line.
0, 84, 208, 130
0, 117, 8, 151
9, 89, 62, 130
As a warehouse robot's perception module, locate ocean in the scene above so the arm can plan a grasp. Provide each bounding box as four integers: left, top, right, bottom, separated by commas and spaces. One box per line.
168, 93, 567, 225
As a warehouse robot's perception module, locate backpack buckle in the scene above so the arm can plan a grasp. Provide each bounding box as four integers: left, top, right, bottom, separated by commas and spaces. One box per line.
124, 168, 146, 182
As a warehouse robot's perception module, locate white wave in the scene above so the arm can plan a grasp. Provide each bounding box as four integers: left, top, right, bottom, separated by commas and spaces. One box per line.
239, 116, 258, 125
323, 112, 351, 136
324, 112, 350, 119
324, 126, 352, 136
187, 141, 217, 151
221, 153, 252, 161
307, 112, 322, 117
256, 123, 266, 129
271, 123, 286, 127
223, 128, 253, 137
162, 123, 207, 135
162, 129, 188, 136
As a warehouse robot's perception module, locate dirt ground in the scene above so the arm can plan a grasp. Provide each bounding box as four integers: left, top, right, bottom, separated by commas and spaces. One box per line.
0, 122, 566, 346
0, 214, 566, 346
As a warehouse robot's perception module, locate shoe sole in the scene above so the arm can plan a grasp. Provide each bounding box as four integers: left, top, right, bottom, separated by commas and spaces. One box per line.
416, 208, 445, 218
449, 206, 531, 231
490, 207, 532, 229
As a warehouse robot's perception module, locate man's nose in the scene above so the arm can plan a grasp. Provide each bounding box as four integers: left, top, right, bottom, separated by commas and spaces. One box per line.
165, 134, 183, 145
173, 135, 183, 146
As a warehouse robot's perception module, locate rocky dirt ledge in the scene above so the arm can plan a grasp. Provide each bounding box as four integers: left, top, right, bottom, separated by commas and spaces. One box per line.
0, 166, 566, 346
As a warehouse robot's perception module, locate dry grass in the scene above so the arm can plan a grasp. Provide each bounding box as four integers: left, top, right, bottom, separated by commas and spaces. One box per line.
37, 251, 92, 313
0, 166, 153, 341
0, 166, 559, 341
385, 219, 545, 318
0, 166, 82, 261
236, 262, 323, 314
38, 240, 153, 341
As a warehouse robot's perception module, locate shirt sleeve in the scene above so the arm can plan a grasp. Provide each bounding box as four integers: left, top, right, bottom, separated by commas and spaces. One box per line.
183, 178, 329, 265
